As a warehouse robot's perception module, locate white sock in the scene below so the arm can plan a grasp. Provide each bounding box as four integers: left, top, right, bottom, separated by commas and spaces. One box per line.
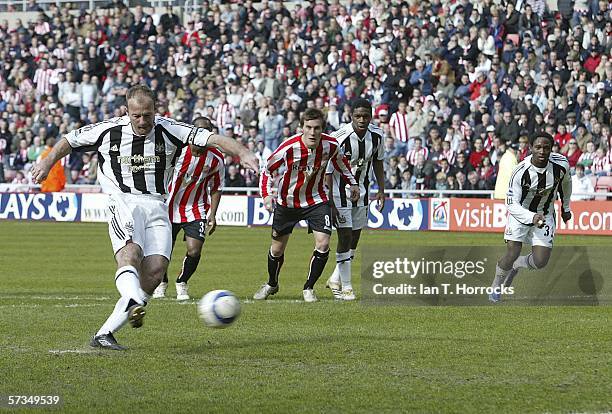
513, 254, 537, 270
492, 264, 510, 288
329, 249, 341, 285
140, 290, 151, 303
336, 251, 352, 290
329, 265, 340, 284
96, 296, 130, 336
115, 266, 145, 304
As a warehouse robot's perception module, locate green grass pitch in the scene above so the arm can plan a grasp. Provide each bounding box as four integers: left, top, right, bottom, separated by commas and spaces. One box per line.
0, 221, 610, 413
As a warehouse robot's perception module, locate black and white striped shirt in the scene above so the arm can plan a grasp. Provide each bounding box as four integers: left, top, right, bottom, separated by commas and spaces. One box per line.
506, 153, 572, 225
327, 123, 384, 208
64, 115, 212, 197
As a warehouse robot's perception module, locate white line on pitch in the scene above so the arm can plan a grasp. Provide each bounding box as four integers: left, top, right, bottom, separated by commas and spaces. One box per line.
0, 295, 111, 301
49, 349, 99, 354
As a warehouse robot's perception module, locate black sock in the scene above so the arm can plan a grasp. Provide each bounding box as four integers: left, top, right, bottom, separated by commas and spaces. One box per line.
176, 254, 200, 284
304, 250, 329, 290
267, 251, 284, 287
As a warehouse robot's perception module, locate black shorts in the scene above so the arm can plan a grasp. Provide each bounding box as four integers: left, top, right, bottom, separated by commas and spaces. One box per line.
171, 220, 207, 244
272, 202, 332, 237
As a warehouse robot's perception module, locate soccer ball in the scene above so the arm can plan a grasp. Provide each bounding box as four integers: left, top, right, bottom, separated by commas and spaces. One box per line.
197, 290, 241, 328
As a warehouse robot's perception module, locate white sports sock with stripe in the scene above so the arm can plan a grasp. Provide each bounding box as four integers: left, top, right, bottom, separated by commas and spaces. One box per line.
97, 296, 130, 336
96, 266, 146, 336
492, 264, 509, 289
329, 263, 340, 285
513, 254, 537, 270
115, 265, 145, 304
336, 251, 352, 290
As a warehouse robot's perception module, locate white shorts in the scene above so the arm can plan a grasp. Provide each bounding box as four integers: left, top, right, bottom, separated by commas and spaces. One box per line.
107, 193, 172, 259
335, 206, 368, 230
504, 214, 556, 248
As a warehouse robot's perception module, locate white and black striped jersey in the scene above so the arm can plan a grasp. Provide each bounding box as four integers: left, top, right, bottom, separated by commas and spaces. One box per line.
506, 153, 572, 225
64, 115, 212, 197
326, 123, 384, 207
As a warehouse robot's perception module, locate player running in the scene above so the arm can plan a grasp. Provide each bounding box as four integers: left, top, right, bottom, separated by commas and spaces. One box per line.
253, 108, 359, 302
31, 85, 257, 350
490, 132, 572, 302
153, 117, 225, 300
325, 98, 385, 300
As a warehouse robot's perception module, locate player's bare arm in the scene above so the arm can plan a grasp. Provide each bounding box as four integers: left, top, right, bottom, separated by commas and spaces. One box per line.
373, 159, 385, 211
202, 135, 259, 172
263, 195, 275, 212
532, 213, 545, 228
349, 184, 360, 202
30, 138, 73, 183
207, 190, 221, 235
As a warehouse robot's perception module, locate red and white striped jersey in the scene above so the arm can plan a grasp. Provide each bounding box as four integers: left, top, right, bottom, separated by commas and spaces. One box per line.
441, 148, 456, 165
167, 146, 225, 223
591, 153, 611, 175
260, 134, 357, 208
33, 68, 54, 97
215, 102, 236, 129
407, 147, 429, 166
389, 111, 409, 142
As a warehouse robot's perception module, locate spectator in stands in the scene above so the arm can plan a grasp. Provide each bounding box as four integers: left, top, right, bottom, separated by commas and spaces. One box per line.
434, 172, 448, 191
563, 139, 583, 169
386, 156, 400, 183
571, 164, 595, 201
465, 170, 487, 196
401, 169, 415, 192
591, 147, 611, 176
469, 138, 489, 169
11, 138, 29, 172
479, 156, 496, 189
225, 165, 246, 189
496, 110, 521, 144
27, 136, 44, 164
261, 104, 284, 151
412, 154, 434, 190
0, 0, 608, 198
517, 135, 530, 162
389, 100, 410, 154
453, 152, 475, 177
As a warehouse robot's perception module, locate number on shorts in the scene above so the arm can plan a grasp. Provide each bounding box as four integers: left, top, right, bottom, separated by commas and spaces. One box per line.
199, 221, 205, 235
543, 225, 550, 237
325, 215, 331, 227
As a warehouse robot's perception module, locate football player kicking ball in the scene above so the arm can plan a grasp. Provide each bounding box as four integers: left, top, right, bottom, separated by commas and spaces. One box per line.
153, 117, 224, 300
326, 99, 385, 300
254, 108, 359, 302
31, 86, 257, 350
490, 132, 572, 302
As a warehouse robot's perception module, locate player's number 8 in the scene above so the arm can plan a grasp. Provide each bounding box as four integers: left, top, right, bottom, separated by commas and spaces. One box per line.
325, 215, 330, 227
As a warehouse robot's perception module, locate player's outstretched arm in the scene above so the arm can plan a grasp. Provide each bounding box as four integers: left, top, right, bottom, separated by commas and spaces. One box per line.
559, 165, 573, 223
373, 159, 385, 211
205, 135, 259, 172
31, 138, 73, 184
186, 127, 259, 172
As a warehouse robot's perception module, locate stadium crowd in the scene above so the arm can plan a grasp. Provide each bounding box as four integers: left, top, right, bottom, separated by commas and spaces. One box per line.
0, 0, 610, 196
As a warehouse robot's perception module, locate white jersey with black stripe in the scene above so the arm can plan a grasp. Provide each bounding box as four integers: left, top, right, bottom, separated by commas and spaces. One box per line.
326, 123, 384, 208
64, 115, 212, 198
505, 153, 572, 225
